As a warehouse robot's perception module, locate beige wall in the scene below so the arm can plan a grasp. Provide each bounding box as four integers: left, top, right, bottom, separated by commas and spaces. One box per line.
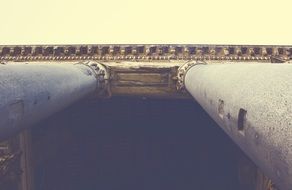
0, 0, 291, 45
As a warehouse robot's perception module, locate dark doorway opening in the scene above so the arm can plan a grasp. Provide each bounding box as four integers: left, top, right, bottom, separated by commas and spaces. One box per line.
32, 97, 242, 190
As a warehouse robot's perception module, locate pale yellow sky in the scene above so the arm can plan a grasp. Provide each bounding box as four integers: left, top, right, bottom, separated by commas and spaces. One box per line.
0, 0, 291, 45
